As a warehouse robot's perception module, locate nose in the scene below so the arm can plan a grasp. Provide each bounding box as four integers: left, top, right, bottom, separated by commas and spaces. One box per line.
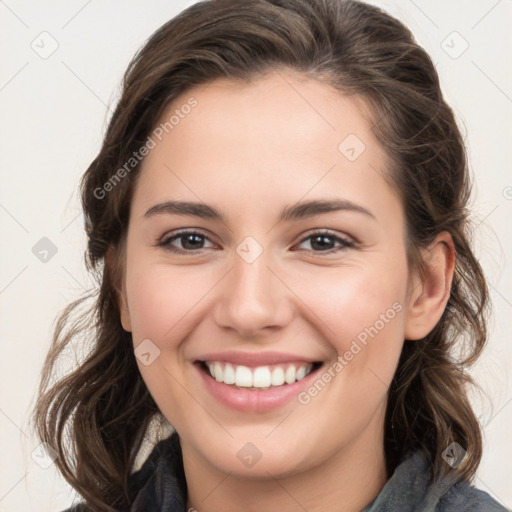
212, 247, 293, 338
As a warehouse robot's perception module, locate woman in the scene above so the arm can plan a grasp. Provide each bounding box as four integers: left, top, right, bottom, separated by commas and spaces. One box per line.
33, 0, 507, 510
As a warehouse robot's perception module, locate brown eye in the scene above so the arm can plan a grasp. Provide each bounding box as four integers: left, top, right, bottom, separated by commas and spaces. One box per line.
294, 231, 355, 254
158, 230, 215, 254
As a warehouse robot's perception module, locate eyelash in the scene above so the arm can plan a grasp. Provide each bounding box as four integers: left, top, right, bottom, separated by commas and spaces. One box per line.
157, 229, 356, 255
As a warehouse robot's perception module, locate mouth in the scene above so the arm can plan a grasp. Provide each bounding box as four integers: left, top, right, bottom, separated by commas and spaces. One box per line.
196, 360, 324, 391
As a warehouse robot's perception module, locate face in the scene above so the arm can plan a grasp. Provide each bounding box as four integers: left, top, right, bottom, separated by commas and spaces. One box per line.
118, 70, 417, 479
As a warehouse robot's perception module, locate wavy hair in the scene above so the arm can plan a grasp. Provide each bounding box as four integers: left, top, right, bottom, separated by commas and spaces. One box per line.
32, 0, 489, 510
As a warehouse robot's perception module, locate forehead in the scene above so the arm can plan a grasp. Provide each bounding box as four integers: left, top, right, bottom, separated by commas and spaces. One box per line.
132, 70, 400, 223
163, 70, 379, 161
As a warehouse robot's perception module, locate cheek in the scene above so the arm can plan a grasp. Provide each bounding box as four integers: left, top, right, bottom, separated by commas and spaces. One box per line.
125, 270, 176, 342
295, 260, 407, 341
290, 262, 407, 438
125, 261, 217, 348
289, 254, 409, 384
124, 263, 216, 423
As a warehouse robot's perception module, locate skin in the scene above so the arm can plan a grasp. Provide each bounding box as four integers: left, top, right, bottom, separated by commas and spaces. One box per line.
116, 69, 455, 512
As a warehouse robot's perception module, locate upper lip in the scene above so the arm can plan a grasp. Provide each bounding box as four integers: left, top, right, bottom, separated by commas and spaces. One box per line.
196, 351, 321, 367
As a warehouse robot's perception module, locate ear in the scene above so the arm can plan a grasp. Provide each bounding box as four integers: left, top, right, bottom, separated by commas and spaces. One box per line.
105, 246, 132, 332
404, 232, 455, 340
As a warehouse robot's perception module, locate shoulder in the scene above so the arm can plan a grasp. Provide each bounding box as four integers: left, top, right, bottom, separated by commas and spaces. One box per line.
437, 479, 509, 512
405, 450, 509, 512
363, 450, 509, 512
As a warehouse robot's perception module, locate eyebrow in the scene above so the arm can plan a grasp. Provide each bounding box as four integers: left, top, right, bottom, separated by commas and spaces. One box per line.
143, 198, 376, 222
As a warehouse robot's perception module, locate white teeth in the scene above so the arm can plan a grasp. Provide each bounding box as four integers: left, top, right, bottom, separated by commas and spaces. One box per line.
214, 362, 223, 382
223, 363, 236, 385
296, 366, 306, 381
235, 365, 253, 387
285, 365, 296, 384
253, 366, 271, 387
271, 366, 285, 386
204, 361, 314, 389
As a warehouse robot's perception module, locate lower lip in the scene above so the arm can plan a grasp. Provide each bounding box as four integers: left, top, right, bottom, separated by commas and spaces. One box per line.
195, 362, 322, 413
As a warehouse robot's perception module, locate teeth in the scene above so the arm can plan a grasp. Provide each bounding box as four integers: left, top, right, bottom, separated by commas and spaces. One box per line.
214, 362, 223, 382
205, 361, 314, 389
223, 363, 236, 385
296, 366, 306, 381
285, 365, 296, 384
235, 365, 253, 387
271, 366, 285, 386
253, 366, 271, 387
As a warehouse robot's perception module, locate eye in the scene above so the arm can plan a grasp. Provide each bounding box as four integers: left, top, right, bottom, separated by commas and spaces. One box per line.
157, 230, 216, 254
157, 229, 355, 255
293, 230, 355, 254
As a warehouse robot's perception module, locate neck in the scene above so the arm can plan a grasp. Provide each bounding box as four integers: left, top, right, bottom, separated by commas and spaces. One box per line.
183, 411, 388, 512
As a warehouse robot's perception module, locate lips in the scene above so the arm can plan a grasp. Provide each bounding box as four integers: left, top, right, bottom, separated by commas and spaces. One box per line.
193, 351, 325, 413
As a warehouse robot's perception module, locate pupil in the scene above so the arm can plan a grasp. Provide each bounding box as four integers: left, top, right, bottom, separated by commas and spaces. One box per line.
183, 234, 203, 249
312, 235, 333, 251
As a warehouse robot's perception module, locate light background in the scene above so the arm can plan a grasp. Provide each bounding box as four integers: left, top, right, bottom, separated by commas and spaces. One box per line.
0, 0, 511, 510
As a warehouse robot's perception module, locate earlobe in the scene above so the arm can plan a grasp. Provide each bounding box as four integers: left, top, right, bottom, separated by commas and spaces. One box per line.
404, 232, 455, 340
105, 246, 132, 332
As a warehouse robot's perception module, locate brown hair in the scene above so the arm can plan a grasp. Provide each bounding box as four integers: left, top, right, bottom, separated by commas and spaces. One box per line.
32, 0, 489, 510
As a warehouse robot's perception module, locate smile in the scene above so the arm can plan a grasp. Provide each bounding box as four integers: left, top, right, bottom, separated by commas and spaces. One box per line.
202, 361, 319, 389
193, 351, 325, 412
